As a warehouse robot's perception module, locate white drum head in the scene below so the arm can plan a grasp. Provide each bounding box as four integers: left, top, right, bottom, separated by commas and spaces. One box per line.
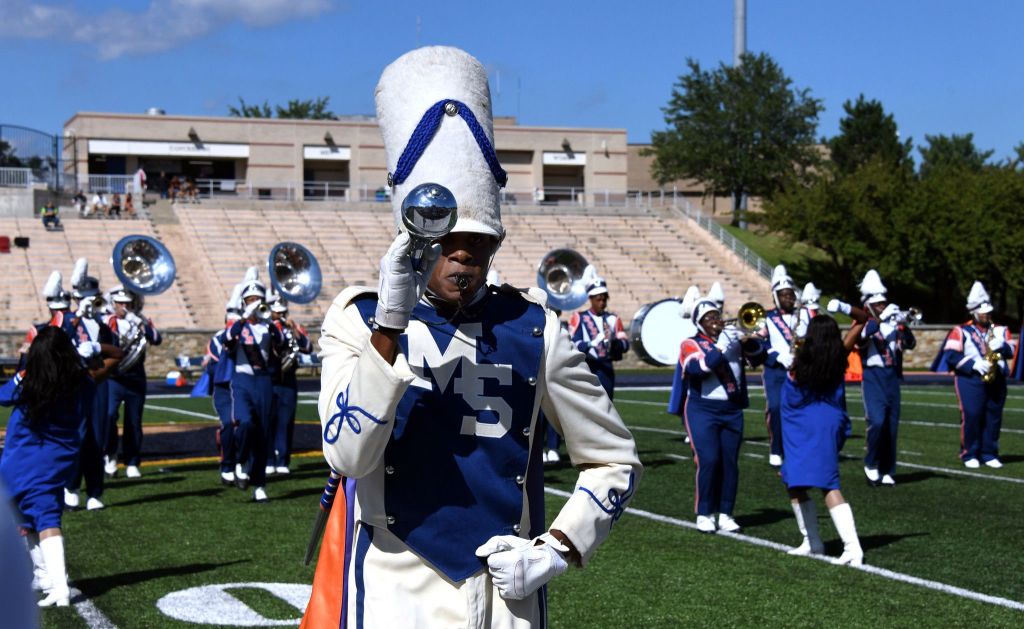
636, 299, 696, 366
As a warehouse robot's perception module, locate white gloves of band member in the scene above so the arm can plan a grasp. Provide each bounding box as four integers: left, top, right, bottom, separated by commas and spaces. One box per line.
375, 232, 442, 330
776, 351, 794, 369
988, 334, 1006, 351
717, 326, 741, 351
879, 303, 902, 323
826, 299, 852, 315
475, 533, 569, 600
125, 311, 143, 326
242, 301, 267, 320
76, 341, 101, 360
973, 359, 991, 375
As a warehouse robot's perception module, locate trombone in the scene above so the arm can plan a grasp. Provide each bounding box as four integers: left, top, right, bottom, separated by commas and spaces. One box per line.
723, 301, 768, 356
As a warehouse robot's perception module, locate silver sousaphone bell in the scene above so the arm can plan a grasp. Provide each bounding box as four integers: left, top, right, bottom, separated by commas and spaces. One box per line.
111, 235, 176, 296
537, 248, 592, 312
401, 182, 459, 270
268, 242, 322, 304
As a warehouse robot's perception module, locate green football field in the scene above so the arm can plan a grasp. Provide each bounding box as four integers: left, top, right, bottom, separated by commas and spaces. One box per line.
7, 383, 1024, 628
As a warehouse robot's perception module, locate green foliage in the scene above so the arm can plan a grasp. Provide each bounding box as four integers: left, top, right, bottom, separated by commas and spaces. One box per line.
828, 95, 913, 174
0, 139, 23, 166
648, 53, 822, 222
918, 132, 994, 178
228, 96, 337, 120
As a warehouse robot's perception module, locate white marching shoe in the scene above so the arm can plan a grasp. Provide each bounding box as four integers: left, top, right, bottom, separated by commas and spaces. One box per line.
695, 515, 717, 533
64, 489, 80, 509
253, 487, 269, 503
880, 474, 896, 486
126, 465, 141, 479
864, 466, 880, 484
38, 536, 70, 607
984, 458, 1003, 469
963, 458, 980, 469
265, 465, 276, 476
788, 500, 824, 556
544, 449, 561, 464
717, 513, 741, 533
828, 503, 864, 567
220, 471, 235, 485
104, 456, 118, 477
86, 497, 105, 511
275, 466, 290, 475
768, 454, 783, 467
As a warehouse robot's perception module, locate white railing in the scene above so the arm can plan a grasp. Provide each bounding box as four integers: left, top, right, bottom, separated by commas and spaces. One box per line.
674, 202, 772, 279
302, 181, 350, 202
79, 174, 134, 193
0, 167, 32, 188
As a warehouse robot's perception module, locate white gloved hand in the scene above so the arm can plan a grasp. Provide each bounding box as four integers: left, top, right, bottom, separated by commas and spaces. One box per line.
242, 301, 263, 320
973, 359, 991, 376
777, 351, 794, 369
879, 303, 901, 322
125, 311, 143, 326
988, 334, 1005, 351
827, 299, 852, 315
475, 533, 569, 600
375, 232, 442, 330
76, 341, 101, 360
76, 303, 90, 318
717, 326, 741, 351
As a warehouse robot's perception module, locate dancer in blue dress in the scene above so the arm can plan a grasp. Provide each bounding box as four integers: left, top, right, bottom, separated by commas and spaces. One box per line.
781, 315, 866, 566
0, 327, 122, 606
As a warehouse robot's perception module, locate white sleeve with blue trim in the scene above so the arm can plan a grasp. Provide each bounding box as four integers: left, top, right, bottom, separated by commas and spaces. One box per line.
536, 297, 643, 567
318, 287, 416, 478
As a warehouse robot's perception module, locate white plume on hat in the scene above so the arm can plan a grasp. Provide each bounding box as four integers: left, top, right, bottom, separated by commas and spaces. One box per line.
70, 258, 88, 288
376, 46, 504, 239
966, 280, 993, 314
771, 264, 796, 293
225, 283, 244, 320
42, 271, 63, 299
680, 284, 701, 320
801, 282, 821, 307
859, 269, 887, 304
243, 266, 260, 284
708, 282, 725, 308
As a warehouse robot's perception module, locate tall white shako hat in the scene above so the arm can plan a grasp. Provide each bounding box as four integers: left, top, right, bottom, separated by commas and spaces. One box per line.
225, 283, 244, 321
267, 286, 288, 313
240, 266, 265, 301
42, 270, 71, 310
376, 46, 507, 241
680, 285, 701, 318
770, 264, 796, 307
859, 269, 887, 305
691, 296, 721, 337
801, 282, 821, 309
70, 257, 101, 299
707, 281, 725, 310
966, 281, 993, 314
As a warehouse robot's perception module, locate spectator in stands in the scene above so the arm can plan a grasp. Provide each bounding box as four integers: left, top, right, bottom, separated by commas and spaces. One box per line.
109, 193, 122, 219
168, 177, 181, 202
157, 171, 168, 199
40, 202, 61, 230
124, 193, 136, 219
184, 179, 199, 203
90, 192, 108, 218
72, 190, 87, 217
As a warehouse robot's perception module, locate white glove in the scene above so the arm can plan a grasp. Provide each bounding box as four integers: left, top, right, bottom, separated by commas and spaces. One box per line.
776, 351, 794, 369
242, 301, 263, 320
76, 303, 90, 318
717, 326, 741, 351
76, 341, 101, 360
125, 311, 143, 326
475, 533, 569, 600
827, 299, 852, 315
375, 232, 442, 330
879, 303, 901, 322
973, 359, 991, 376
988, 334, 1006, 351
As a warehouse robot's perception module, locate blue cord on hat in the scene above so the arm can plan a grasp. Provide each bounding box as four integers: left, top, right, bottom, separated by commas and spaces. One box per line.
390, 99, 508, 188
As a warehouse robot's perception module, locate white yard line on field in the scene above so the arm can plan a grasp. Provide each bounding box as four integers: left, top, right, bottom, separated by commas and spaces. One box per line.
543, 487, 1024, 612
73, 590, 118, 629
145, 405, 219, 421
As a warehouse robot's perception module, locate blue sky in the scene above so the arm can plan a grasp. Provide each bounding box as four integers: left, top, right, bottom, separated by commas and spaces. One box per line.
2, 0, 1022, 161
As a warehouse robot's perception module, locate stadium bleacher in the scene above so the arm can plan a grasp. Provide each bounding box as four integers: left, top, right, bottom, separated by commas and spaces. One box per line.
2, 200, 769, 333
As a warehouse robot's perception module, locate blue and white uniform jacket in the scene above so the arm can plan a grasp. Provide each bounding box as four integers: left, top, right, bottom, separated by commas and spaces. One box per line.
106, 313, 161, 384
318, 285, 641, 591
567, 310, 629, 369
224, 318, 285, 377
679, 332, 750, 408
759, 308, 807, 369
857, 318, 916, 376
942, 322, 1015, 379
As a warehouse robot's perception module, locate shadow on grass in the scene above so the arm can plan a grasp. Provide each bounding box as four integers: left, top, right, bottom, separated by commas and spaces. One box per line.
105, 475, 185, 488
823, 532, 929, 556
115, 487, 225, 508
738, 508, 792, 528
996, 454, 1024, 464
271, 486, 326, 501
73, 560, 248, 597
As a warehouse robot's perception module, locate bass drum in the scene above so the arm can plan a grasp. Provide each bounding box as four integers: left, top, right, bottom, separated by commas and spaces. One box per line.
631, 298, 697, 367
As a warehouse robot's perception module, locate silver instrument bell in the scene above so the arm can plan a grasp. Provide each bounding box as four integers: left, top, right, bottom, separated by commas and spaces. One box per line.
401, 183, 458, 270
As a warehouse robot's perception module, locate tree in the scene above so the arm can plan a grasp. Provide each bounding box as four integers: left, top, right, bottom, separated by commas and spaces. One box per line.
228, 96, 337, 120
828, 95, 913, 174
647, 52, 823, 226
0, 140, 23, 167
228, 97, 272, 118
918, 133, 993, 178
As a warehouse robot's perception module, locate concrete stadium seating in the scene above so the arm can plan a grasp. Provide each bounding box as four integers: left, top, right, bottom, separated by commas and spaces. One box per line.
2, 200, 769, 334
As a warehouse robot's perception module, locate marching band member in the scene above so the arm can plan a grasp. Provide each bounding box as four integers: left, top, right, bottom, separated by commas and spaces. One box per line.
938, 282, 1015, 468
19, 272, 78, 363
224, 273, 286, 501
781, 315, 866, 566
800, 282, 821, 320
64, 259, 115, 511
309, 46, 640, 627
266, 292, 312, 475
208, 284, 243, 485
759, 264, 805, 467
1, 327, 122, 607
829, 269, 915, 486
679, 296, 762, 533
568, 276, 630, 399
668, 285, 701, 428
105, 285, 161, 479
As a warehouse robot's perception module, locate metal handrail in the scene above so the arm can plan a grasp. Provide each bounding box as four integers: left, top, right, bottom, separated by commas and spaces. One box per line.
302, 181, 350, 201
0, 167, 31, 188
674, 202, 773, 279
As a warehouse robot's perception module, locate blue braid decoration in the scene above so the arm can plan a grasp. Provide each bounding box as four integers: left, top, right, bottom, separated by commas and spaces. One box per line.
577, 471, 636, 524
390, 98, 508, 188
319, 471, 342, 511
323, 386, 386, 444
